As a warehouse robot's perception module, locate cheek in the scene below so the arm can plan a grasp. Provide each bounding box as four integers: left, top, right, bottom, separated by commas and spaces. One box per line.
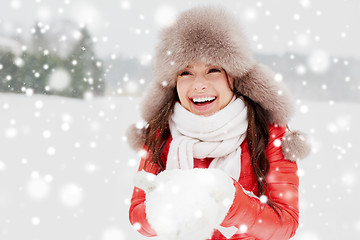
176, 81, 188, 105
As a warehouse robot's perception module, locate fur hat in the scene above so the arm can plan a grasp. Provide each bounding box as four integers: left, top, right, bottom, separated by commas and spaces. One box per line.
127, 6, 310, 161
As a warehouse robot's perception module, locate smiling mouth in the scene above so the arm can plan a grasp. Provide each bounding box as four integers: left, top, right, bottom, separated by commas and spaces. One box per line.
191, 96, 216, 106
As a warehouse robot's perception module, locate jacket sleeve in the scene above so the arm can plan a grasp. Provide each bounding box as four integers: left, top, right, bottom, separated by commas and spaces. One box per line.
128, 153, 158, 237
221, 125, 299, 240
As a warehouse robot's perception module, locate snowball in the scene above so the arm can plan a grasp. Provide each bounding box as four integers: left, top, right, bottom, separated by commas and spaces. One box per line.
59, 183, 83, 207
154, 6, 177, 27
137, 169, 235, 240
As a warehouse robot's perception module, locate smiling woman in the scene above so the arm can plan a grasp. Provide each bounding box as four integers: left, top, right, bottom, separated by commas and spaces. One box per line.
127, 6, 311, 240
176, 62, 234, 116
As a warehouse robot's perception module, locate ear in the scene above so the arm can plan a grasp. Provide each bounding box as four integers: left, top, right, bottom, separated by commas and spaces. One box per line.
282, 130, 311, 162
234, 63, 295, 126
134, 170, 158, 193
126, 123, 146, 151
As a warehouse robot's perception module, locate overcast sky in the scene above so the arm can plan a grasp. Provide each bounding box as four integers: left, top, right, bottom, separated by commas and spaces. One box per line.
0, 0, 359, 61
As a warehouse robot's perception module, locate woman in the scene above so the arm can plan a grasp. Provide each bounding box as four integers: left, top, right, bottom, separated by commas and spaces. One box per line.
127, 6, 310, 240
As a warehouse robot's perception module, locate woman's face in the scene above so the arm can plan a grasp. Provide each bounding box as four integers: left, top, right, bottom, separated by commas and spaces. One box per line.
176, 61, 234, 116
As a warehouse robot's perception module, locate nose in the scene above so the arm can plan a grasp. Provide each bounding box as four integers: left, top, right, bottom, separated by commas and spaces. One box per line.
193, 75, 207, 92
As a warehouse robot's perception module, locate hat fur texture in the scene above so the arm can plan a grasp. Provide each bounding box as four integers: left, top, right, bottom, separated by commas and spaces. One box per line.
127, 6, 310, 161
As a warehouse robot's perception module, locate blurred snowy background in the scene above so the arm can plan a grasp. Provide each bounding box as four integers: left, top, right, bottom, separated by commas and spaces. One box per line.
0, 0, 359, 239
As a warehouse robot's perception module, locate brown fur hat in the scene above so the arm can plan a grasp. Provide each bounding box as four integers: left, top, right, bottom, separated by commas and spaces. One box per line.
127, 6, 310, 161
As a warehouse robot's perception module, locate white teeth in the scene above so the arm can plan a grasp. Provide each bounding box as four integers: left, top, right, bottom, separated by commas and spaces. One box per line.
192, 97, 216, 103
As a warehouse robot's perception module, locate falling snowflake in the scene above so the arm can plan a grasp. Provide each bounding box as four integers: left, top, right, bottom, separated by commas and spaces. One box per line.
120, 0, 131, 10
26, 172, 51, 200
59, 183, 83, 207
307, 50, 330, 73
154, 6, 177, 27
242, 7, 258, 22
48, 69, 71, 91
31, 217, 41, 226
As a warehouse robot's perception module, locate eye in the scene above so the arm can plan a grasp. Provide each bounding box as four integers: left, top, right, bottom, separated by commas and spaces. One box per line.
179, 71, 191, 76
208, 68, 221, 73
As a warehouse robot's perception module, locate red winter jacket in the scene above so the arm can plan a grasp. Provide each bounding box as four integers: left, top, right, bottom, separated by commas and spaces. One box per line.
129, 125, 299, 240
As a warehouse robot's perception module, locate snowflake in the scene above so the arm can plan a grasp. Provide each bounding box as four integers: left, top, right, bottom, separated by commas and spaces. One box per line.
59, 183, 83, 207
154, 6, 177, 27
48, 69, 71, 91
31, 217, 41, 226
47, 147, 56, 155
307, 50, 330, 73
120, 0, 131, 10
27, 172, 51, 200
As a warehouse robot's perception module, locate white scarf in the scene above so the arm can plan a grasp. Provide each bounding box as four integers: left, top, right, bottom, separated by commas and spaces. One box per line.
166, 97, 248, 181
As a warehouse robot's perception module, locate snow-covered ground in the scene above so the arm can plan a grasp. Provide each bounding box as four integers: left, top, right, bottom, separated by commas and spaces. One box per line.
0, 93, 359, 240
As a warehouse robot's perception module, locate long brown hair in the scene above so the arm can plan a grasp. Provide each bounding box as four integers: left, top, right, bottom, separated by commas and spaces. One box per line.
143, 77, 282, 218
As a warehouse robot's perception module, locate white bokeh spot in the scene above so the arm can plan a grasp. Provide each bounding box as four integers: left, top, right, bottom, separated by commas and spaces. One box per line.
48, 69, 71, 91
307, 50, 330, 73
59, 183, 83, 207
154, 6, 177, 27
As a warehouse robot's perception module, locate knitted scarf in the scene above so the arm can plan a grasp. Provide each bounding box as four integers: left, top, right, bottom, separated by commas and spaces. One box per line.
166, 97, 248, 181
